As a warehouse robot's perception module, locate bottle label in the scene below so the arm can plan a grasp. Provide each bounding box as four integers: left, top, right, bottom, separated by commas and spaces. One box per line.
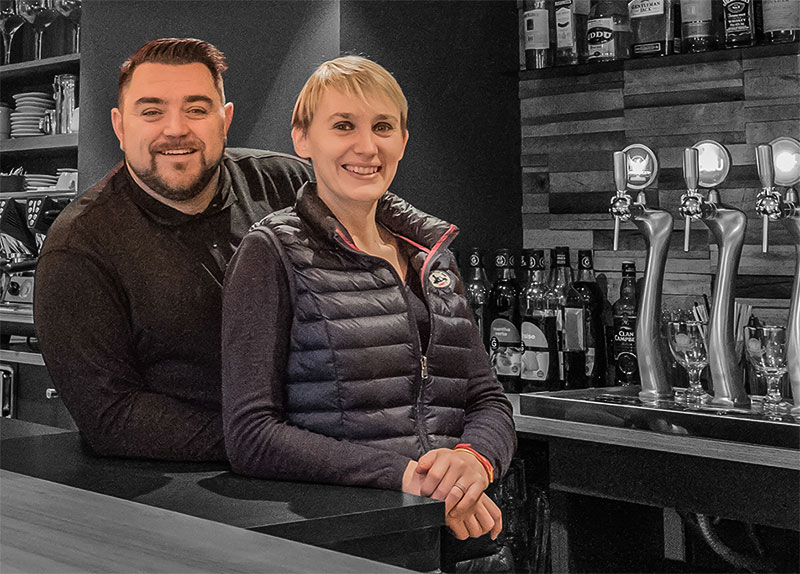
521, 320, 550, 381
587, 18, 616, 60
471, 306, 484, 344
629, 0, 664, 19
562, 307, 585, 351
585, 347, 596, 377
555, 2, 576, 49
762, 0, 800, 32
723, 0, 752, 34
524, 9, 551, 49
489, 318, 522, 377
613, 315, 638, 380
574, 0, 590, 15
681, 0, 713, 22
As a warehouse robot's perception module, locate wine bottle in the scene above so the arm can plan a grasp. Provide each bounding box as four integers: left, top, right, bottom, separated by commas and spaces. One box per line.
572, 250, 608, 387
519, 249, 560, 392
488, 249, 522, 393
464, 247, 490, 350
548, 246, 573, 387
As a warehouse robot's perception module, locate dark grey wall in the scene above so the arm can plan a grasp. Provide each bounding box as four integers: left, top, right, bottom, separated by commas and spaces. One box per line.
78, 0, 339, 189
340, 0, 522, 257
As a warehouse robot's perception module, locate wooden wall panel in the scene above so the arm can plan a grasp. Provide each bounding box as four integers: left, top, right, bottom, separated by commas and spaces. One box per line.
519, 45, 799, 324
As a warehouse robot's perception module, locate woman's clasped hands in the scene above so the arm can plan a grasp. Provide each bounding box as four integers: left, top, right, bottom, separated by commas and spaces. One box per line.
402, 448, 502, 540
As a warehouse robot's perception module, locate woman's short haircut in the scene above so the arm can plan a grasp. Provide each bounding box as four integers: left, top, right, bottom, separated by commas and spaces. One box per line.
118, 38, 228, 105
292, 55, 408, 135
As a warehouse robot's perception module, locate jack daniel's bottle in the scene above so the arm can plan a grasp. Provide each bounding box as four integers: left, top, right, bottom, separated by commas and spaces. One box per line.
519, 249, 560, 392
612, 261, 640, 385
488, 249, 522, 393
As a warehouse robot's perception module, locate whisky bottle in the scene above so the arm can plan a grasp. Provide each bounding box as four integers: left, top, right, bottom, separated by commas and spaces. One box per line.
629, 0, 676, 57
722, 0, 756, 47
464, 247, 490, 350
519, 249, 560, 392
572, 250, 608, 387
523, 0, 556, 69
680, 0, 716, 52
548, 246, 573, 386
555, 0, 590, 65
761, 0, 800, 44
488, 249, 522, 393
586, 0, 632, 62
612, 261, 640, 385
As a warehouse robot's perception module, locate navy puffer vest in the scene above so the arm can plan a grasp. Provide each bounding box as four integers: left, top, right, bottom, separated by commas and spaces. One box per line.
257, 183, 478, 460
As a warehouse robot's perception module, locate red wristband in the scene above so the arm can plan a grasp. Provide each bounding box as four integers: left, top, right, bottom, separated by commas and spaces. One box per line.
453, 443, 494, 483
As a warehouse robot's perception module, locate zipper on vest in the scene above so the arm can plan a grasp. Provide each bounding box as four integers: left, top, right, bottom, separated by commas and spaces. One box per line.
420, 355, 428, 379
415, 354, 432, 452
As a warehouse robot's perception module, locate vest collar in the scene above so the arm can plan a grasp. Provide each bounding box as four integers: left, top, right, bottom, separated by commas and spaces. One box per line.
294, 181, 459, 253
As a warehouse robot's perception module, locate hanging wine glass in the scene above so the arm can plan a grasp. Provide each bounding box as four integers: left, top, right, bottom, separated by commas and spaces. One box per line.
667, 321, 709, 409
0, 0, 24, 65
745, 325, 788, 418
16, 0, 57, 61
54, 0, 79, 53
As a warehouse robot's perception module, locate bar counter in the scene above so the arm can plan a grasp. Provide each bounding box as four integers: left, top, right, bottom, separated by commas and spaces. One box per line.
510, 392, 800, 573
0, 418, 443, 572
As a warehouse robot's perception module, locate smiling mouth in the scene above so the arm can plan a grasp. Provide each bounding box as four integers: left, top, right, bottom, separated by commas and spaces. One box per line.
343, 164, 381, 175
157, 148, 197, 156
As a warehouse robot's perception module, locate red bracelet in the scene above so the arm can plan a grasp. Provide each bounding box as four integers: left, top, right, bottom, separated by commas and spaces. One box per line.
453, 443, 494, 483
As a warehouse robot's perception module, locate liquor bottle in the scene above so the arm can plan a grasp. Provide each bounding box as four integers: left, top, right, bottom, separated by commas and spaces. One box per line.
464, 247, 490, 349
723, 0, 756, 47
562, 281, 588, 389
571, 250, 608, 387
586, 0, 632, 62
488, 249, 522, 393
629, 0, 676, 57
518, 250, 531, 287
761, 0, 800, 44
548, 246, 573, 386
612, 261, 640, 385
680, 0, 716, 52
523, 0, 557, 69
519, 249, 560, 392
555, 0, 590, 65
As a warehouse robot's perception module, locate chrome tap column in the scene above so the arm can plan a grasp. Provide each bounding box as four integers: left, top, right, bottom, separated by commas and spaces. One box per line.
756, 137, 800, 417
610, 145, 673, 403
680, 141, 750, 408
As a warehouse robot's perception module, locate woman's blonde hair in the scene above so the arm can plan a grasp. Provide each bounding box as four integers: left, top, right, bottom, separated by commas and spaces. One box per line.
292, 56, 408, 135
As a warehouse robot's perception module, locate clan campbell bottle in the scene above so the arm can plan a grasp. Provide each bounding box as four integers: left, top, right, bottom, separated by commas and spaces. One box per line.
464, 247, 490, 350
612, 261, 640, 386
519, 249, 560, 392
488, 249, 522, 393
571, 250, 608, 387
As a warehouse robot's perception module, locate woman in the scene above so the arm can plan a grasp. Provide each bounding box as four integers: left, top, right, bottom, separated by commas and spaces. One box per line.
221, 56, 515, 541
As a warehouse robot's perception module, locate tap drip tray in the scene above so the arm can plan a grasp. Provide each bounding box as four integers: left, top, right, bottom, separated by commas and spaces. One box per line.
519, 386, 799, 451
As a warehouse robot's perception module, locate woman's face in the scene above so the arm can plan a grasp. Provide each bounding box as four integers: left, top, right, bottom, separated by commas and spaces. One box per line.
293, 87, 408, 210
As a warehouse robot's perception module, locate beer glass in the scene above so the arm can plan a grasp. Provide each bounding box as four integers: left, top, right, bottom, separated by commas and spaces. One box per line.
745, 325, 788, 417
667, 321, 709, 408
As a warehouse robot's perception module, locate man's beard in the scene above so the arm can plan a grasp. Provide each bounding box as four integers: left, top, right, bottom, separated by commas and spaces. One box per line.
131, 140, 224, 202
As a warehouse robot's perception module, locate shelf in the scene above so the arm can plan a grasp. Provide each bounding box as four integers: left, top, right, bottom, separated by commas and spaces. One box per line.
519, 41, 800, 80
0, 133, 78, 154
0, 53, 80, 81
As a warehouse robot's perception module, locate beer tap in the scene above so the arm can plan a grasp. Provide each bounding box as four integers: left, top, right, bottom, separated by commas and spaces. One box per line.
756, 137, 800, 418
680, 140, 750, 409
610, 145, 673, 403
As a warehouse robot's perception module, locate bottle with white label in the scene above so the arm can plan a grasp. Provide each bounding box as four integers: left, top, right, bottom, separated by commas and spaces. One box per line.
586, 0, 632, 62
523, 0, 556, 69
519, 249, 560, 392
555, 0, 590, 65
488, 249, 522, 393
761, 0, 800, 44
680, 0, 716, 52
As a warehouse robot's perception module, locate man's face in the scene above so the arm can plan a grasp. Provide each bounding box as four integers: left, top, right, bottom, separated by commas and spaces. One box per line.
112, 63, 234, 203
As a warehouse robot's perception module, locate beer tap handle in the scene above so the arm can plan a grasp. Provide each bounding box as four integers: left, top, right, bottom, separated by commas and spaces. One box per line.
611, 151, 629, 252
681, 147, 700, 252
756, 144, 777, 254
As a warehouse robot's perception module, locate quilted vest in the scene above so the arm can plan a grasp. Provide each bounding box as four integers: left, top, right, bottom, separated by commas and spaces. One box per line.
257, 183, 479, 460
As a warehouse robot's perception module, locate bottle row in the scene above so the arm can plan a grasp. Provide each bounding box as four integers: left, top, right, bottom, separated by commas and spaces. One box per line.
521, 0, 800, 69
463, 246, 641, 394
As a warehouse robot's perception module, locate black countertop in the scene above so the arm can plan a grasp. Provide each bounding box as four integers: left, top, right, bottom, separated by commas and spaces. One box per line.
0, 420, 444, 571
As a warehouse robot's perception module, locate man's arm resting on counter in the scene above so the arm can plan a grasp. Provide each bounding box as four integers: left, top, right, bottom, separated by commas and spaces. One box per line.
33, 250, 226, 461
222, 230, 413, 491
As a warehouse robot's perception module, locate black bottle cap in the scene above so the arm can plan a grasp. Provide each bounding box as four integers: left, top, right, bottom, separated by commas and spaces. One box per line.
494, 249, 511, 269
621, 260, 637, 277
578, 250, 594, 270
552, 246, 570, 267
468, 248, 483, 268
528, 249, 546, 270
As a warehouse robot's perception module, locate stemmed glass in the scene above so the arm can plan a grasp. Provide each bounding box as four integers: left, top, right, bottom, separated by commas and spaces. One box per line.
667, 321, 709, 408
745, 325, 788, 418
0, 0, 24, 65
54, 0, 79, 53
16, 0, 57, 60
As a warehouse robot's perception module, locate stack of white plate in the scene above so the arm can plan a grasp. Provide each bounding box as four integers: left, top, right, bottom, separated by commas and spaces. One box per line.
11, 92, 55, 138
25, 173, 59, 190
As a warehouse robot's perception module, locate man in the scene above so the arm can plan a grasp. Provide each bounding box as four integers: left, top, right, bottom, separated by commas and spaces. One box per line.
34, 38, 312, 460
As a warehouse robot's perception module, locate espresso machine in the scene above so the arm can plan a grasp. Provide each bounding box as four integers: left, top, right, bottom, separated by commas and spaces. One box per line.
610, 144, 673, 403
754, 136, 800, 418
679, 140, 750, 409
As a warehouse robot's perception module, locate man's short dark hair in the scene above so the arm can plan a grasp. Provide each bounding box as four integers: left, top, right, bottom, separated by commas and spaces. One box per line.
118, 38, 228, 105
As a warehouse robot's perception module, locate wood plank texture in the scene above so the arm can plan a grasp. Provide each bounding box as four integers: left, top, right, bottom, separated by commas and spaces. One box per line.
520, 48, 799, 305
